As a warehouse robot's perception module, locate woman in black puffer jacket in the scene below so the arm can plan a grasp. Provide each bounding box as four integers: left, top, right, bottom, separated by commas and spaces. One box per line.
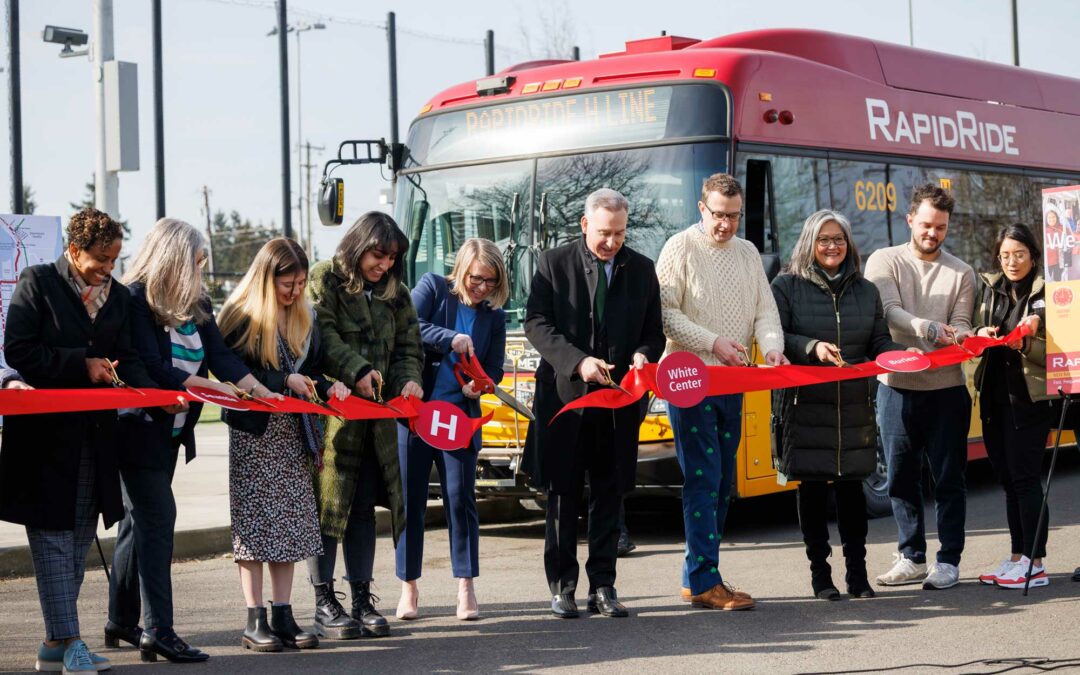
771, 209, 905, 601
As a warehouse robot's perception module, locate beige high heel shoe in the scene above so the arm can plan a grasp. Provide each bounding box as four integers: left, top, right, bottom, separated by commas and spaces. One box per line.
456, 578, 479, 621
396, 580, 419, 620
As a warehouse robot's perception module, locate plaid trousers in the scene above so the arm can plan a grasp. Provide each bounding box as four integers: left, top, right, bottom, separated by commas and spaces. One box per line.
25, 445, 99, 641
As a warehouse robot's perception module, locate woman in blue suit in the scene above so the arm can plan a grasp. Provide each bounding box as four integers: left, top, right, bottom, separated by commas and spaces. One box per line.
396, 239, 508, 621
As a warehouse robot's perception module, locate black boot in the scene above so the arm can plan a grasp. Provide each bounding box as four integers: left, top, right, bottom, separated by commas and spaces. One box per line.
242, 607, 283, 652
269, 603, 319, 649
844, 542, 876, 599
350, 580, 390, 637
810, 559, 840, 601
313, 580, 361, 639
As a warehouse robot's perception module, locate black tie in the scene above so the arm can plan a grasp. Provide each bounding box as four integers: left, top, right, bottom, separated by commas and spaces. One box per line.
595, 259, 607, 322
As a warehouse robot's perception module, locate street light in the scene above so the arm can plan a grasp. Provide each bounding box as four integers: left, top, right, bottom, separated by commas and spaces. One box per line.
267, 21, 326, 256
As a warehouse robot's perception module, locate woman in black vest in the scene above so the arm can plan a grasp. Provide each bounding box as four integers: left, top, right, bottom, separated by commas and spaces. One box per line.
0, 208, 160, 673
771, 209, 905, 601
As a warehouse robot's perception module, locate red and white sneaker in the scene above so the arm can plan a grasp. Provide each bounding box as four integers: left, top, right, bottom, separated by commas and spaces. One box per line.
995, 557, 1049, 589
978, 559, 1017, 585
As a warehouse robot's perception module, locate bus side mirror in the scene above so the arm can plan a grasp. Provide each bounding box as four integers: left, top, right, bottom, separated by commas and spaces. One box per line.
318, 177, 345, 226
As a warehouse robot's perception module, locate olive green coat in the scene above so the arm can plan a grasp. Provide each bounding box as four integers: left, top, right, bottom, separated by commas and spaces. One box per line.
308, 259, 424, 542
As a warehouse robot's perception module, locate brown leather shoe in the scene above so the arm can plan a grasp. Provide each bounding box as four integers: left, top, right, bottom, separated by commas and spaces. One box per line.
689, 583, 755, 610
681, 585, 751, 602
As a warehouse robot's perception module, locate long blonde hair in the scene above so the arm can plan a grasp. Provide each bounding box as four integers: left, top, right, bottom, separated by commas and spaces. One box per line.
122, 218, 210, 327
217, 238, 312, 368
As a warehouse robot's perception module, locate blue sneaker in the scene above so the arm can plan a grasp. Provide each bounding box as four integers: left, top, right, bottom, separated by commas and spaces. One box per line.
61, 640, 110, 673
35, 642, 64, 672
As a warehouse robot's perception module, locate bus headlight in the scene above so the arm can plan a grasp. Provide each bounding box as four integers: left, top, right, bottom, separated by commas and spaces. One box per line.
647, 394, 667, 416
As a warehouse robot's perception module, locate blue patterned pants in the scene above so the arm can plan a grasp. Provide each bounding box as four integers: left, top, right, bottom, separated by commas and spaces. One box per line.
668, 394, 742, 596
26, 445, 99, 641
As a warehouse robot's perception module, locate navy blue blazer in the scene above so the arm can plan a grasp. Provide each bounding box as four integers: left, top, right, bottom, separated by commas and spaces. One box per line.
119, 282, 250, 469
406, 272, 506, 451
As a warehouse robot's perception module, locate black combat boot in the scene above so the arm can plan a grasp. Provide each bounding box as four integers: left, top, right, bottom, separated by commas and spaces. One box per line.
242, 607, 283, 652
312, 580, 361, 639
350, 580, 390, 637
269, 603, 319, 649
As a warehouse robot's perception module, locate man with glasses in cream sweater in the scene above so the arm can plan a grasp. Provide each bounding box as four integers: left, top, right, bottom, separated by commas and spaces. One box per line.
655, 173, 787, 611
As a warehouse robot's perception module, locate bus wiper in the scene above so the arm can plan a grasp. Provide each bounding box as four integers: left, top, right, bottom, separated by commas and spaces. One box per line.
536, 192, 550, 250
504, 193, 521, 298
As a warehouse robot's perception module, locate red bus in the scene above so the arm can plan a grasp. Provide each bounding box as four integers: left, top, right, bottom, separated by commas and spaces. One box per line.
332, 29, 1080, 514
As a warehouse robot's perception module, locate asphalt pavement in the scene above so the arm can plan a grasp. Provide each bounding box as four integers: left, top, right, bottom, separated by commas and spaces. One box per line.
2, 447, 1080, 673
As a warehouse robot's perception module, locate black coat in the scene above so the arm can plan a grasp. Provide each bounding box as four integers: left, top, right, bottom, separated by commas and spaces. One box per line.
0, 258, 154, 529
770, 262, 903, 480
220, 317, 335, 436
523, 238, 665, 494
117, 283, 251, 470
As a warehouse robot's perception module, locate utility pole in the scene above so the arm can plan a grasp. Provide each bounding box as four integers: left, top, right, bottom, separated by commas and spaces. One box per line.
275, 0, 292, 238
201, 185, 216, 276
301, 140, 324, 259
908, 0, 915, 47
1010, 0, 1020, 66
7, 0, 24, 214
93, 0, 119, 217
152, 0, 165, 218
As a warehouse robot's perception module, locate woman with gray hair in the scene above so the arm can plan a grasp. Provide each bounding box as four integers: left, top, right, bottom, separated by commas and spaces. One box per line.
106, 218, 274, 663
770, 209, 906, 601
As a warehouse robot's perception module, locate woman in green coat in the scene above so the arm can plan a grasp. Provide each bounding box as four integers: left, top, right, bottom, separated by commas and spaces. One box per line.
305, 212, 424, 639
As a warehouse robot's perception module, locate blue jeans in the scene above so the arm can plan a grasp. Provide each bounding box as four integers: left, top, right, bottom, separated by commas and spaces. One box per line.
877, 384, 970, 566
668, 394, 742, 595
395, 430, 480, 580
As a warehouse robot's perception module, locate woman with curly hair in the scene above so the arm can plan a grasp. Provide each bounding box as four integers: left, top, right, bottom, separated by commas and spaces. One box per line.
0, 208, 162, 673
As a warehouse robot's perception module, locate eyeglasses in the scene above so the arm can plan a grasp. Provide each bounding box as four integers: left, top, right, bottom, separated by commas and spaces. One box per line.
196, 255, 209, 269
815, 236, 847, 248
467, 274, 499, 288
705, 208, 743, 223
998, 252, 1029, 263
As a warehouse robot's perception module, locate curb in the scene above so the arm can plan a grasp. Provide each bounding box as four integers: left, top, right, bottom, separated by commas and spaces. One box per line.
0, 498, 532, 580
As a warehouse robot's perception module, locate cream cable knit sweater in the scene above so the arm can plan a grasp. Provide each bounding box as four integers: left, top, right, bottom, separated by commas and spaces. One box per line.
655, 224, 784, 365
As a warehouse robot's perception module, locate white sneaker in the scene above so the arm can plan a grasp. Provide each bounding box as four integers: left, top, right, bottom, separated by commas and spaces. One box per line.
922, 562, 960, 589
978, 559, 1017, 585
875, 553, 928, 586
995, 557, 1049, 590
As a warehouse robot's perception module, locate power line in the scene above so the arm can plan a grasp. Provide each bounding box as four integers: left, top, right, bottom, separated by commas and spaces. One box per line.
192, 0, 525, 56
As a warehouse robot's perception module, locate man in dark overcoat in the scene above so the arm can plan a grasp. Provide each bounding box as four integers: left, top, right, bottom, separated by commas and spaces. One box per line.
523, 188, 665, 618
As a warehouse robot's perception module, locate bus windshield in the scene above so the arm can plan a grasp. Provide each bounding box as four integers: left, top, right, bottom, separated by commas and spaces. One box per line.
397, 141, 728, 327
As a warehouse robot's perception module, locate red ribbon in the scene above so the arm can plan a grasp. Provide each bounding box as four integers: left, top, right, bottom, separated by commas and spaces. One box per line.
0, 387, 186, 415
553, 325, 1032, 420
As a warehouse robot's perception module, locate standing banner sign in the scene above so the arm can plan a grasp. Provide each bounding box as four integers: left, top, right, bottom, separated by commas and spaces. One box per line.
1042, 186, 1080, 395
0, 214, 64, 368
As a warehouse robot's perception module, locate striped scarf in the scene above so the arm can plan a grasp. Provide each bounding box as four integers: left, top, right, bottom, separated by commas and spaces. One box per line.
61, 251, 111, 321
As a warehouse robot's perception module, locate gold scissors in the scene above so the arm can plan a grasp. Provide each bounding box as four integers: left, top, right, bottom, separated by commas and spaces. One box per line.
304, 376, 324, 404
599, 368, 633, 397
103, 361, 146, 396
225, 381, 279, 409
738, 348, 756, 368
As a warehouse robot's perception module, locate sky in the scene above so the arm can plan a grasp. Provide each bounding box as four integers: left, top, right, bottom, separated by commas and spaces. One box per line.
1, 0, 1078, 263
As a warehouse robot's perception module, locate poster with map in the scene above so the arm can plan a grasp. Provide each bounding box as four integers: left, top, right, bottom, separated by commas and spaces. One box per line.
0, 214, 63, 368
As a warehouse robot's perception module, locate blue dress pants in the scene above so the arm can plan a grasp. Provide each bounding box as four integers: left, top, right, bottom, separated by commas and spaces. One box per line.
668, 394, 742, 595
396, 429, 480, 580
877, 384, 970, 566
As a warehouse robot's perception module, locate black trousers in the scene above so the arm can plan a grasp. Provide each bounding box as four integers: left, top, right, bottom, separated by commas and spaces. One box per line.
544, 410, 621, 597
796, 479, 868, 569
982, 395, 1051, 559
109, 451, 179, 630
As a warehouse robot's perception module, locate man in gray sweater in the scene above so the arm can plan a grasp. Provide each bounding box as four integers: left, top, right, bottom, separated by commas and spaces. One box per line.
864, 183, 977, 591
